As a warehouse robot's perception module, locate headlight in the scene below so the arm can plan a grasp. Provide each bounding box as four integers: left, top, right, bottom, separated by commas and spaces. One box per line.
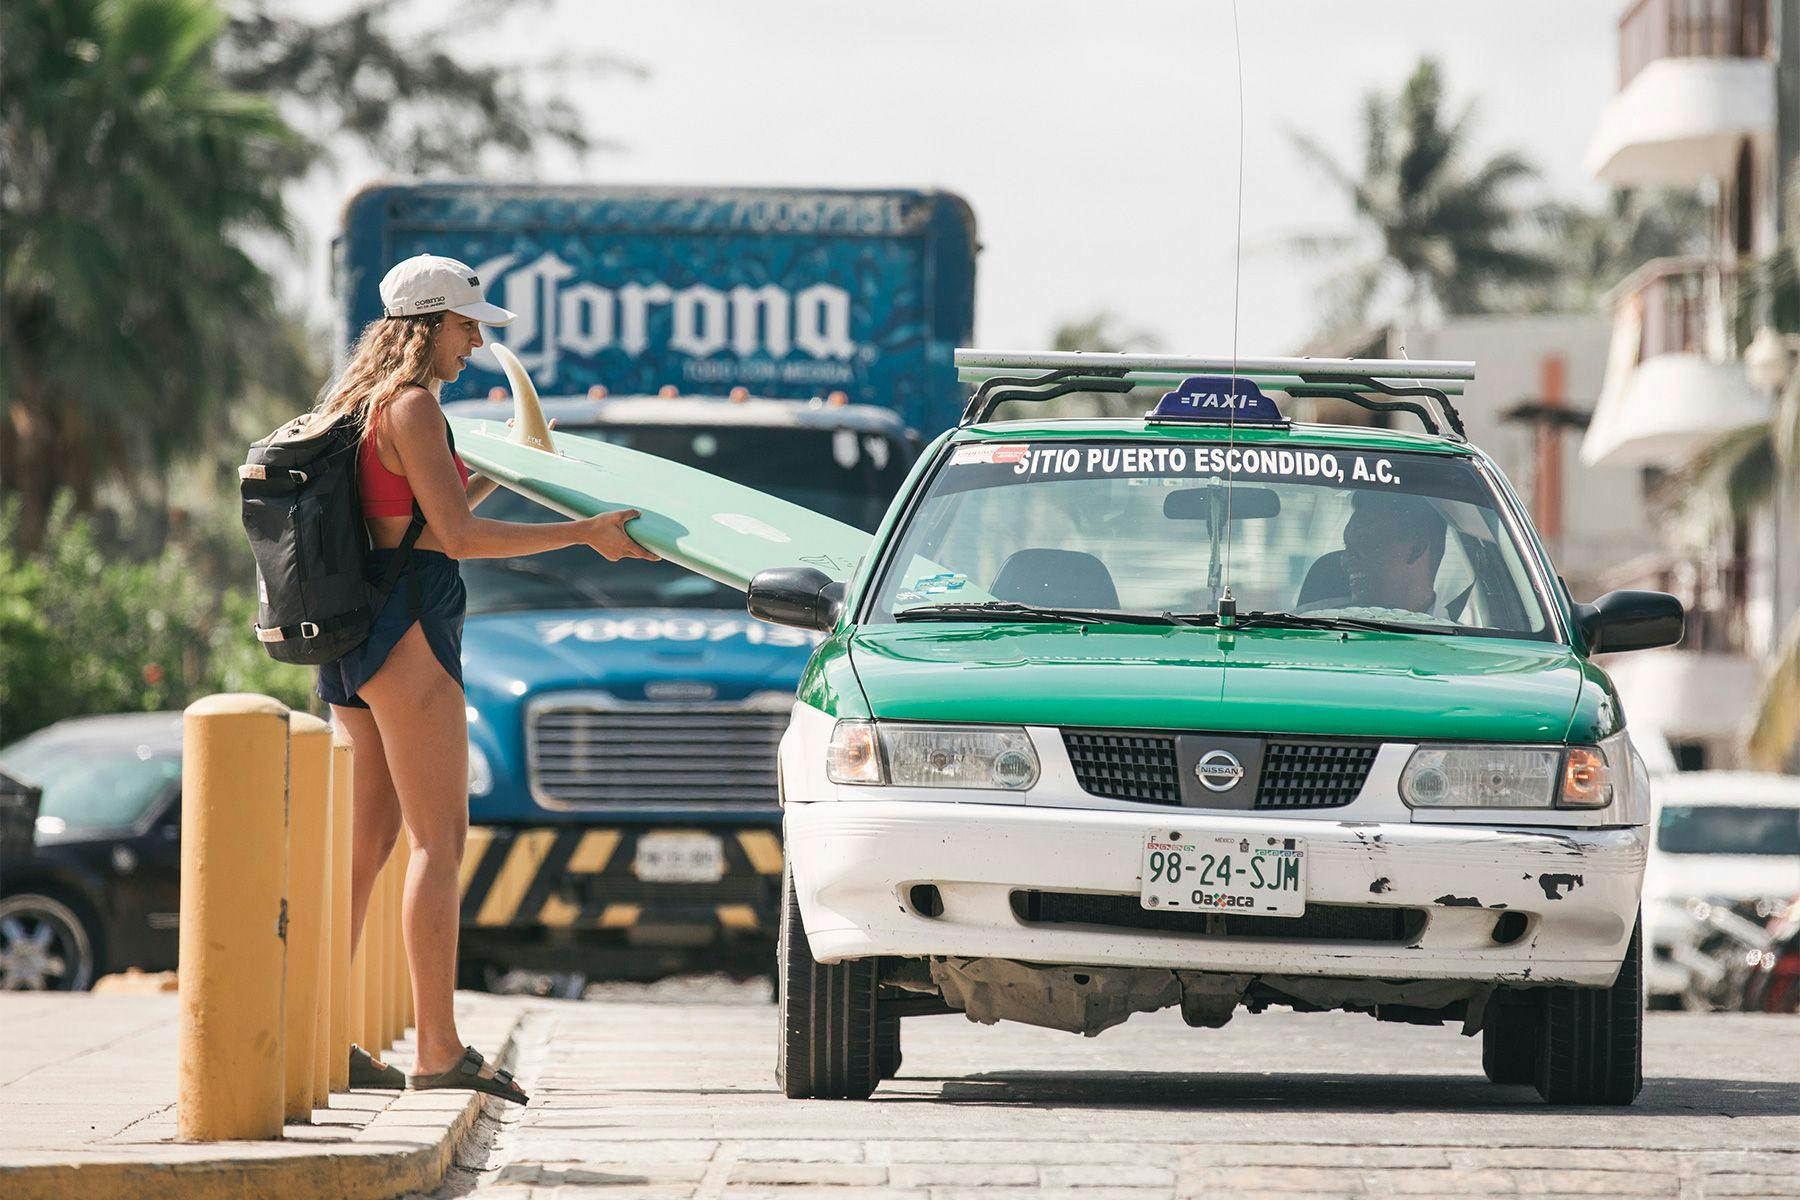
468, 740, 493, 797
826, 720, 884, 784
826, 720, 1040, 790
1402, 742, 1618, 809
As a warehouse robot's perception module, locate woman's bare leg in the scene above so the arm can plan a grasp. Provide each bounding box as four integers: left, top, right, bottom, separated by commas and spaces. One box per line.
331, 704, 402, 959
358, 623, 474, 1077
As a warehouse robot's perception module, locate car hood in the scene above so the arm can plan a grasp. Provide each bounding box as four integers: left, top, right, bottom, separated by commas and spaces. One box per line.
848, 624, 1589, 741
462, 608, 822, 700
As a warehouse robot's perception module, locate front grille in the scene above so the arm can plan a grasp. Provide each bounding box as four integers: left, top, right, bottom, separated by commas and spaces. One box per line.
1010, 890, 1426, 944
1257, 742, 1379, 809
1062, 732, 1180, 803
1061, 730, 1378, 809
528, 702, 786, 807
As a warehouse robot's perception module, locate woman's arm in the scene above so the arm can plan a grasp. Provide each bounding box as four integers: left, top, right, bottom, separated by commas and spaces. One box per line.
386, 389, 656, 562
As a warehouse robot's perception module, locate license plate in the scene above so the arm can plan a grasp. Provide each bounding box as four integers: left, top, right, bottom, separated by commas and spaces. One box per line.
1140, 831, 1307, 917
633, 832, 725, 883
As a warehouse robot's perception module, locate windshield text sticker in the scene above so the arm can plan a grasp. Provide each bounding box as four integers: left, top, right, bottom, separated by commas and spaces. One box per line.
999, 445, 1402, 486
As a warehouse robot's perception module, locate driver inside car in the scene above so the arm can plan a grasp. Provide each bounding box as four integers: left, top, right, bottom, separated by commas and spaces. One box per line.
1303, 490, 1448, 617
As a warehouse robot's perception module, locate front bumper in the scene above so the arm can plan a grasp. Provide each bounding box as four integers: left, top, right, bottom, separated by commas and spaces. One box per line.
786, 801, 1646, 987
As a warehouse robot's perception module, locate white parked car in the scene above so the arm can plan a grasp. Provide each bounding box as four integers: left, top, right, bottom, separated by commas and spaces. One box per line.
1643, 771, 1800, 1007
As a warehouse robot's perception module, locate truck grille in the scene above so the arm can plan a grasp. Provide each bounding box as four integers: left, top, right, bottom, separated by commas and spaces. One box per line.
1062, 731, 1377, 809
528, 700, 786, 807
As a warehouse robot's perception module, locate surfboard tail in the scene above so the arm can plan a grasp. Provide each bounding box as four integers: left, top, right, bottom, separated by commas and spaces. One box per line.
490, 342, 556, 453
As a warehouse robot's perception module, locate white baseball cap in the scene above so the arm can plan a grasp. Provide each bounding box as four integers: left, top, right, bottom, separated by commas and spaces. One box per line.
378, 254, 515, 326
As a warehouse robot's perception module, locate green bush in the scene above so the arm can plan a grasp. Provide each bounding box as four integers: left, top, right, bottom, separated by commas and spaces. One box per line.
0, 500, 314, 743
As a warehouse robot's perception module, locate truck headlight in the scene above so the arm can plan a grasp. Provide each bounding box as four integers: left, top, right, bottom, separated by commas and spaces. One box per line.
1401, 741, 1618, 810
826, 720, 1040, 790
468, 740, 493, 798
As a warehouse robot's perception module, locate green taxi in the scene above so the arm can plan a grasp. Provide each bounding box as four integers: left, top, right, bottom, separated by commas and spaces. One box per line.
748, 350, 1682, 1106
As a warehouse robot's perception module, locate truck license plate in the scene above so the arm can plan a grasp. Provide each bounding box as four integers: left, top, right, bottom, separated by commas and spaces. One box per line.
1140, 831, 1306, 917
634, 832, 726, 884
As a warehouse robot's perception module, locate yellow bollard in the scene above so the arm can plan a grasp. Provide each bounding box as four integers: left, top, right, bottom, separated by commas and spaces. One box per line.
388, 838, 409, 1048
399, 837, 416, 1032
327, 732, 354, 1092
361, 847, 388, 1054
311, 746, 334, 1109
282, 714, 331, 1123
177, 694, 289, 1142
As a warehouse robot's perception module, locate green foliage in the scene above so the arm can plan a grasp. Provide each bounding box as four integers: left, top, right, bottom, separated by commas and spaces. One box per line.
1, 0, 308, 551
0, 500, 314, 742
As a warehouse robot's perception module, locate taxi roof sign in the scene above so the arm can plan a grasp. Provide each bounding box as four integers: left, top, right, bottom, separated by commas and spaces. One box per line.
1150, 376, 1286, 424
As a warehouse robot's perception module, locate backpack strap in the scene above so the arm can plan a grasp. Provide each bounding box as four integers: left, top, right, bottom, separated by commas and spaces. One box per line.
368, 416, 453, 618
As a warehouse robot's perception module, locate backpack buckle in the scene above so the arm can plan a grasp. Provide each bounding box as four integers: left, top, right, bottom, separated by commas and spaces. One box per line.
299, 622, 320, 639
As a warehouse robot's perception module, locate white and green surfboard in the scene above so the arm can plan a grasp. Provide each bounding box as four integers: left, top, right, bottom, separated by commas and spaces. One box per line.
450, 346, 873, 590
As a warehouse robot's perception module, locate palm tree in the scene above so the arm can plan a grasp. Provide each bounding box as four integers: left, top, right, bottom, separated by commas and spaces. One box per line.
1289, 59, 1555, 335
1, 0, 304, 551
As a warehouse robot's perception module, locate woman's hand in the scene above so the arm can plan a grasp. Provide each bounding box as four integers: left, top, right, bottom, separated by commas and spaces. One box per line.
583, 510, 661, 562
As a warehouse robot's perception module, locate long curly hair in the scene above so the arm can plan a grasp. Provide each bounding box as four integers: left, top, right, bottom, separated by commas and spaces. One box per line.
314, 313, 444, 435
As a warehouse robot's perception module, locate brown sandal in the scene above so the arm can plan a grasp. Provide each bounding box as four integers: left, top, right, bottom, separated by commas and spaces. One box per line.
408, 1045, 528, 1105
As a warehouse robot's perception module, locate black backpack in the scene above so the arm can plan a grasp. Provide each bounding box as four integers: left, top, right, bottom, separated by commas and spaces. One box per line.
240, 413, 426, 665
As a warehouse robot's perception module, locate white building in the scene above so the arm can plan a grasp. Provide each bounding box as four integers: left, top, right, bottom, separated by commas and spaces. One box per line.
1578, 0, 1797, 770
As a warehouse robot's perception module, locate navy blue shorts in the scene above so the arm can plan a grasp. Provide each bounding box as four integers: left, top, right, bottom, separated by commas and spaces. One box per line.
316, 549, 465, 710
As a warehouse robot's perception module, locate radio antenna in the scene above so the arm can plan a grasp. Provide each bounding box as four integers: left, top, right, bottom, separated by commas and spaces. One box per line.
1218, 0, 1246, 626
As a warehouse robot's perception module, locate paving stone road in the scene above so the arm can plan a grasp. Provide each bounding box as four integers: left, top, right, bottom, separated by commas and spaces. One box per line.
420, 981, 1799, 1200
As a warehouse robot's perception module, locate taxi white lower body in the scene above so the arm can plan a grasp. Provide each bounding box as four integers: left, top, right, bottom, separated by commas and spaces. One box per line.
773, 707, 1650, 1106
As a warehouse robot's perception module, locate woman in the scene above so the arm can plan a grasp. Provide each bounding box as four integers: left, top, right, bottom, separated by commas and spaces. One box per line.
315, 254, 656, 1104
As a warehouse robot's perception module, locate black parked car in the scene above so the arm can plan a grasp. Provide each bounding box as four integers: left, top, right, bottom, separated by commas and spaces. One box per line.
0, 713, 183, 990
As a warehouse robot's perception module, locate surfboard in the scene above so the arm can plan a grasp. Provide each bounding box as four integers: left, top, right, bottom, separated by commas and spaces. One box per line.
449, 346, 874, 590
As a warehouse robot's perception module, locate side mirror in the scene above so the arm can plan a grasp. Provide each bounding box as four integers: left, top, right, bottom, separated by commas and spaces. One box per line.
1573, 589, 1684, 654
748, 566, 845, 633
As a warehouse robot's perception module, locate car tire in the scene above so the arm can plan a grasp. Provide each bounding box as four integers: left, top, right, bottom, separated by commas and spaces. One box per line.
876, 1011, 902, 1080
777, 867, 878, 1100
0, 892, 98, 991
1480, 992, 1541, 1085
1535, 916, 1644, 1106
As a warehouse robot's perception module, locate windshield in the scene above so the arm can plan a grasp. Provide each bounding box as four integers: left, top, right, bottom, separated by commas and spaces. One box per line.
1657, 804, 1800, 856
867, 439, 1554, 638
1, 735, 180, 830
464, 423, 909, 614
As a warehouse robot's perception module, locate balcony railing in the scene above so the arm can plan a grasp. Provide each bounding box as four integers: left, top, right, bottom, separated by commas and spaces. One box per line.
1619, 0, 1770, 88
1609, 256, 1735, 363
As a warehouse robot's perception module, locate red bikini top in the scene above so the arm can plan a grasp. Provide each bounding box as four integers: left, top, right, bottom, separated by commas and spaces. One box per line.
359, 410, 470, 518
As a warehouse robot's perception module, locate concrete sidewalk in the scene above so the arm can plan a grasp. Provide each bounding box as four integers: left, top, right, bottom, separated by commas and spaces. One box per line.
0, 990, 530, 1200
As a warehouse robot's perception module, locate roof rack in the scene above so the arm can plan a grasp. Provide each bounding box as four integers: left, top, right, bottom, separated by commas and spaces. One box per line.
955, 349, 1474, 439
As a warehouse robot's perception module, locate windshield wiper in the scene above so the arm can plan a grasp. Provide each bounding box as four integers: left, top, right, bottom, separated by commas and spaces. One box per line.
895, 601, 1177, 626
1166, 610, 1459, 635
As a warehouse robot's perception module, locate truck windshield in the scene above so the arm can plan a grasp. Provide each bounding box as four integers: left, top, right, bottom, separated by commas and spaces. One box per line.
464, 424, 910, 614
867, 439, 1555, 639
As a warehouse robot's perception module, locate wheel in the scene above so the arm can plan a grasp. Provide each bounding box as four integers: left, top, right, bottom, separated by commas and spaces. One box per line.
1535, 917, 1644, 1106
1480, 991, 1541, 1085
876, 1011, 902, 1080
776, 867, 878, 1100
0, 892, 97, 991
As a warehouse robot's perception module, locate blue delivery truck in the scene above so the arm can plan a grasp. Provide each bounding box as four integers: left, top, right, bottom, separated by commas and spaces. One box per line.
336, 184, 977, 983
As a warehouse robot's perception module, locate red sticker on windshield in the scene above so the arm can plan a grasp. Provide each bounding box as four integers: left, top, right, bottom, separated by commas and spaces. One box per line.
952, 443, 1028, 466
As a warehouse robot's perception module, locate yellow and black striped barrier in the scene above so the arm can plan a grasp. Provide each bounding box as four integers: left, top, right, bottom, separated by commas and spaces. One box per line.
457, 825, 784, 932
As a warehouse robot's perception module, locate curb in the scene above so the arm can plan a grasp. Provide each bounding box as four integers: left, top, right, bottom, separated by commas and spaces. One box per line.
0, 1004, 529, 1200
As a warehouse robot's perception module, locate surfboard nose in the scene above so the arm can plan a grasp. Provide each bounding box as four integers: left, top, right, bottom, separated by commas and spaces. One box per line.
491, 342, 555, 453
